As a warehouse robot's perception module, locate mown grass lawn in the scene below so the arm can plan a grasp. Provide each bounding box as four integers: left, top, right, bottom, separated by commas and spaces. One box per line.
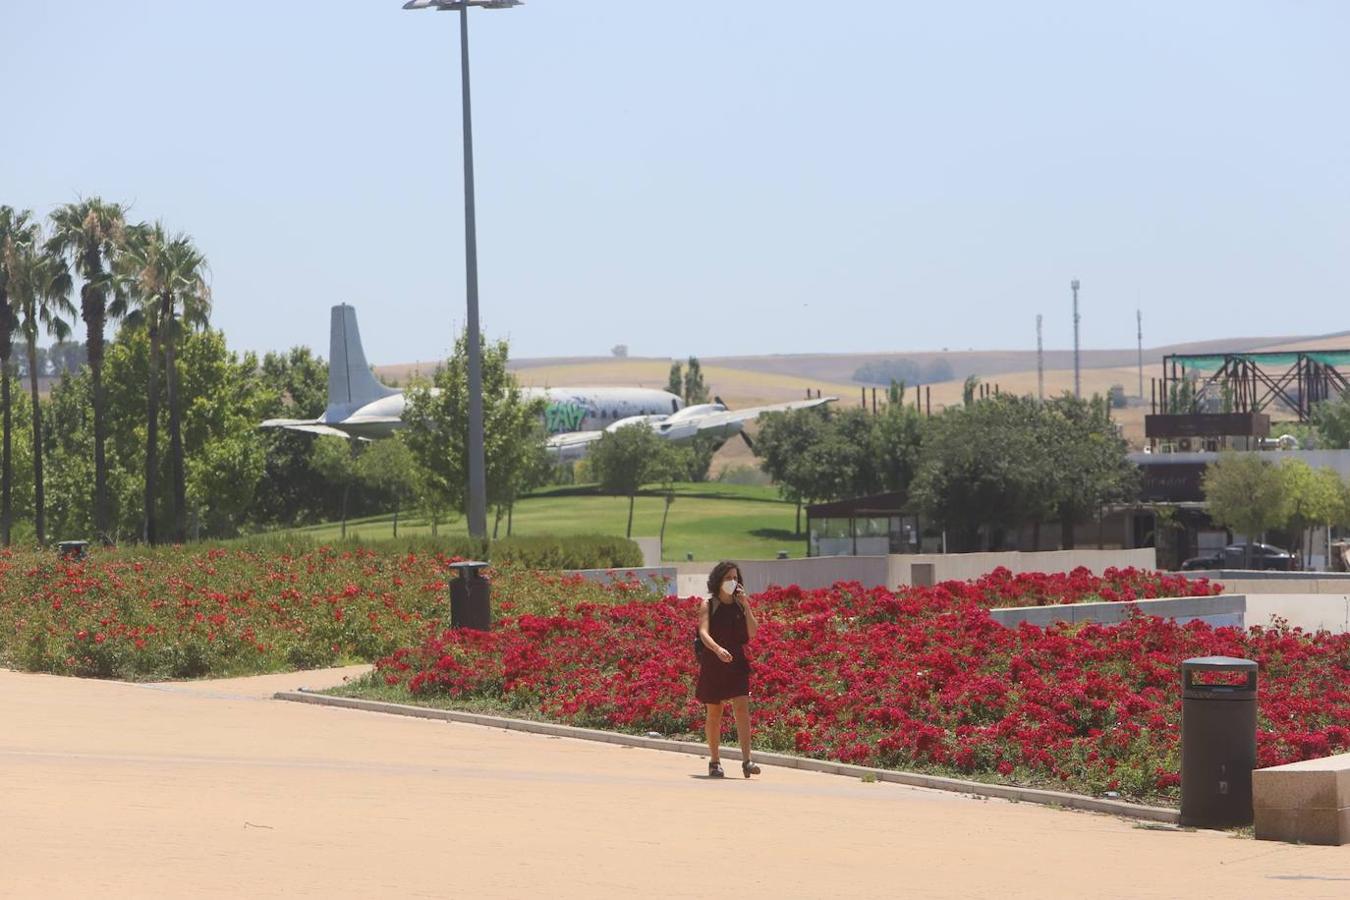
274, 483, 805, 562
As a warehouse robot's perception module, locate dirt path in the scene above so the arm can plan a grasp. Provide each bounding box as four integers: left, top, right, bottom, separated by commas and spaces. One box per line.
1, 667, 1346, 899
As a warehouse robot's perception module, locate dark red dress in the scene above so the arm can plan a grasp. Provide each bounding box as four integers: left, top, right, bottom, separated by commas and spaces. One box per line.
696, 598, 751, 703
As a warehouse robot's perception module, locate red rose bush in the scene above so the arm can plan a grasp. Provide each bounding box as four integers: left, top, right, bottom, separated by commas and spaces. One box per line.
376, 570, 1350, 802
0, 546, 657, 679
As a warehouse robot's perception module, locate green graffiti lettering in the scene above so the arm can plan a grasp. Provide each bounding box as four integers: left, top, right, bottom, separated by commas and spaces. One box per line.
545, 402, 588, 434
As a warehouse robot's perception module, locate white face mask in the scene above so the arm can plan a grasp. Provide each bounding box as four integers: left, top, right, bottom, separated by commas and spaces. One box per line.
722, 579, 738, 595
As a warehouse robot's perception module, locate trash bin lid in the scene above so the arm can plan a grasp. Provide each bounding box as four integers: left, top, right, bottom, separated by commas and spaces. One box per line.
1182, 656, 1257, 671
1182, 656, 1257, 698
448, 560, 490, 577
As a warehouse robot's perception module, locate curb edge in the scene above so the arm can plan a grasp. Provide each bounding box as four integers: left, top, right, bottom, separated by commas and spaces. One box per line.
273, 690, 1179, 825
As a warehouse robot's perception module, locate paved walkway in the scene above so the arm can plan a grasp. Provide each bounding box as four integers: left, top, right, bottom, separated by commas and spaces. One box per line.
1, 667, 1347, 899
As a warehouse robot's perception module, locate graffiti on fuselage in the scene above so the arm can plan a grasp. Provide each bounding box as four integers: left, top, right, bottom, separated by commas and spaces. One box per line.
545, 401, 589, 434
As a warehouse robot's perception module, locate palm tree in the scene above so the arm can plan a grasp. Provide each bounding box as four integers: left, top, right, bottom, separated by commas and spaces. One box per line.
116, 223, 167, 544
7, 228, 74, 545
117, 223, 209, 544
47, 198, 127, 543
159, 237, 210, 543
0, 206, 32, 546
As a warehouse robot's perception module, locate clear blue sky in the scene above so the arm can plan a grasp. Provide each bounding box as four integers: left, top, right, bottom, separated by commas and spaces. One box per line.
3, 1, 1347, 364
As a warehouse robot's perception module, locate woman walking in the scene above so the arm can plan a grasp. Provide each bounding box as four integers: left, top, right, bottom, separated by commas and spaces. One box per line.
696, 560, 760, 778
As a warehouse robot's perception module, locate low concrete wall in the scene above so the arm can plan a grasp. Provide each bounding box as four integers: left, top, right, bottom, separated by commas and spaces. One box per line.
989, 594, 1246, 630
737, 556, 891, 596
1180, 571, 1350, 597
632, 537, 662, 568
563, 567, 675, 593
1245, 594, 1350, 633
699, 549, 1158, 597
888, 549, 1158, 588
990, 592, 1350, 634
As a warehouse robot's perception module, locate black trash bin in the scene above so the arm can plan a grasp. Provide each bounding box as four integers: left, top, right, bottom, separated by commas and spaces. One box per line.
1180, 655, 1258, 827
449, 561, 491, 632
56, 540, 90, 561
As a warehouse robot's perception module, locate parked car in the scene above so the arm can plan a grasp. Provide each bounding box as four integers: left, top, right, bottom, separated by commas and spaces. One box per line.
1180, 543, 1296, 571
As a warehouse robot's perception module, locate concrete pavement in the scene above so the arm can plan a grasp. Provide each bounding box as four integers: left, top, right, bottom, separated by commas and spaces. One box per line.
1, 666, 1347, 899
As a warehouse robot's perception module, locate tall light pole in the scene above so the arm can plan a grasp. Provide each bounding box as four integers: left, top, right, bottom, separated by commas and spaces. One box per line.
403, 0, 521, 539
1070, 279, 1081, 399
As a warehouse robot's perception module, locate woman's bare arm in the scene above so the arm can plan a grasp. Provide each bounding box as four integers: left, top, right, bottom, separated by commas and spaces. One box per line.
738, 590, 759, 641
699, 600, 732, 662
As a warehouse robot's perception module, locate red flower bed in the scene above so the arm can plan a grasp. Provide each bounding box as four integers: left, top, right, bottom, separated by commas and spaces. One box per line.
965, 566, 1223, 608
376, 573, 1350, 801
0, 546, 654, 680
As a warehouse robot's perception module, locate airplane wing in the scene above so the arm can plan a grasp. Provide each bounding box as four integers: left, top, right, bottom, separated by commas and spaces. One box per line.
656, 396, 837, 442
259, 418, 352, 439
546, 397, 838, 461
545, 429, 606, 463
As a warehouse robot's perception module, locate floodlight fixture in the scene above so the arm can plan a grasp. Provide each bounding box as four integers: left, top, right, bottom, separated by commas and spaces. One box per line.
403, 1, 523, 10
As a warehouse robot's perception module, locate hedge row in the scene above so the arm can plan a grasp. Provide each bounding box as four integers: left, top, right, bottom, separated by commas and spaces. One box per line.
229, 532, 645, 570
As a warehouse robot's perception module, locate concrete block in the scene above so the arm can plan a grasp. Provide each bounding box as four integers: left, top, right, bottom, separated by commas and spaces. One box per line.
1254, 807, 1350, 846
990, 594, 1246, 630
1253, 753, 1350, 845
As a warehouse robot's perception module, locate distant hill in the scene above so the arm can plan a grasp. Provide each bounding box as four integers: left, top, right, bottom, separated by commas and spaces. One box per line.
378, 331, 1349, 389
371, 329, 1350, 461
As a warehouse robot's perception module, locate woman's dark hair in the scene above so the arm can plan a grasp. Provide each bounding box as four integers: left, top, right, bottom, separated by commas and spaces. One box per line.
707, 560, 741, 597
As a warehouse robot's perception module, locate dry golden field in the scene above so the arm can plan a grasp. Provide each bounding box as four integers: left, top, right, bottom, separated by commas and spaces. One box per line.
372, 330, 1350, 471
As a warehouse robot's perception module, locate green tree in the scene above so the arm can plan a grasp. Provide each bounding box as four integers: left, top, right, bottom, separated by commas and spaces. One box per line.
255, 347, 330, 526
42, 368, 96, 541
678, 434, 721, 483
962, 375, 980, 407
1202, 453, 1290, 568
755, 407, 840, 533
666, 361, 683, 398
911, 395, 1053, 551
6, 224, 74, 545
178, 332, 268, 538
589, 423, 679, 537
159, 234, 211, 542
117, 223, 210, 543
872, 400, 924, 495
403, 331, 547, 519
42, 326, 272, 542
1312, 395, 1350, 449
357, 436, 420, 537
0, 206, 30, 545
683, 357, 709, 405
1042, 394, 1139, 549
312, 437, 361, 539
413, 460, 455, 536
115, 223, 169, 543
47, 198, 127, 540
1280, 460, 1345, 568
95, 324, 158, 540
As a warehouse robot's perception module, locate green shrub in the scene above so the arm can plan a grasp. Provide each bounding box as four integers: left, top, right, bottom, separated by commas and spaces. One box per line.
228, 532, 643, 570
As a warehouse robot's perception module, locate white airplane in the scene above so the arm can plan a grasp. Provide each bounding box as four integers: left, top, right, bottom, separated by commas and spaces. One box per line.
261, 305, 835, 460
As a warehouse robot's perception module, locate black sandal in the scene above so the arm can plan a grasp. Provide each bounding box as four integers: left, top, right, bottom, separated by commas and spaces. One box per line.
708, 760, 725, 778
742, 759, 761, 778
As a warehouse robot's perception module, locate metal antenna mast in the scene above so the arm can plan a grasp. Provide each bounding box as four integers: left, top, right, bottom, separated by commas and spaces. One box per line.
1137, 308, 1144, 398
1036, 314, 1044, 401
1071, 279, 1081, 399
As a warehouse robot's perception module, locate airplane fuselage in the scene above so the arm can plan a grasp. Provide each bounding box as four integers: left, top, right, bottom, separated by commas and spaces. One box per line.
260, 305, 833, 456
320, 386, 685, 441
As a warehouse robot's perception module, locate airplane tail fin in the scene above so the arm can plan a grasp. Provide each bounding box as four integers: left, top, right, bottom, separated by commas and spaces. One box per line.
327, 304, 399, 416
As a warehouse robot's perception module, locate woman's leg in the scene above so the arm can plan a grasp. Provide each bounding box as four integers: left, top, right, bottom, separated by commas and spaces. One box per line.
731, 695, 752, 762
705, 703, 723, 761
